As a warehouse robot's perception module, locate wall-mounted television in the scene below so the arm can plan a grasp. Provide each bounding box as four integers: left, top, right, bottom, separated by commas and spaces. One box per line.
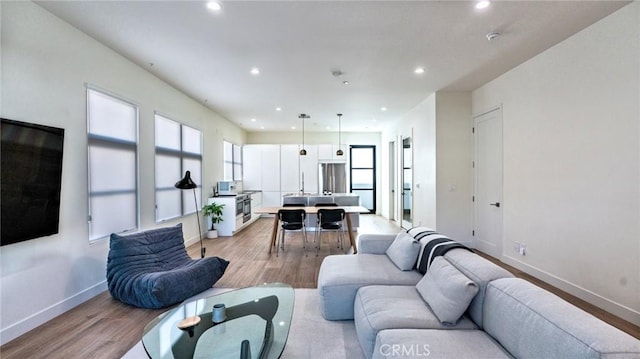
1, 118, 65, 246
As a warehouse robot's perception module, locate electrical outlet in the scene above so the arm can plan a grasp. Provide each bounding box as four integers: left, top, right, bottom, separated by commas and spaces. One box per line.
519, 243, 526, 256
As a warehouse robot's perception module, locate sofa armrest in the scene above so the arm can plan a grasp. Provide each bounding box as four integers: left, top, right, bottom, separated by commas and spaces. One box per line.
357, 233, 398, 254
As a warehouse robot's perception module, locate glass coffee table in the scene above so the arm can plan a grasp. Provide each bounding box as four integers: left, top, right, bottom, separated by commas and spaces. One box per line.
142, 283, 294, 359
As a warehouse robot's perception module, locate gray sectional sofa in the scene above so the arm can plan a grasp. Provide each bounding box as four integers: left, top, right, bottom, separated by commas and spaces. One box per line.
318, 229, 640, 358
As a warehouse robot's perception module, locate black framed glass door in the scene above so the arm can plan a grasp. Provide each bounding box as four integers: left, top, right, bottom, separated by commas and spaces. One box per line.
349, 145, 376, 213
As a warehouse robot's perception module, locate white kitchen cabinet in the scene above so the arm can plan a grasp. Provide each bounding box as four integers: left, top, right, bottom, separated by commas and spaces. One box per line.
243, 145, 262, 190
208, 197, 238, 236
261, 145, 280, 191
318, 144, 348, 161
262, 191, 282, 207
299, 144, 318, 193
280, 144, 300, 193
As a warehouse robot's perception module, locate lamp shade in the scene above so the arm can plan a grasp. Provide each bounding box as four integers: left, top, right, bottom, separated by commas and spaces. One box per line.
175, 170, 197, 189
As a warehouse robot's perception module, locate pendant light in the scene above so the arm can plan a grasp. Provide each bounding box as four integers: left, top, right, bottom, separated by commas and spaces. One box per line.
299, 113, 309, 156
336, 113, 344, 156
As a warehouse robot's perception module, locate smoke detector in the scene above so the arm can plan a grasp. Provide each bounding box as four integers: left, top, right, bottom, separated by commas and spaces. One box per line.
486, 32, 501, 41
332, 70, 344, 77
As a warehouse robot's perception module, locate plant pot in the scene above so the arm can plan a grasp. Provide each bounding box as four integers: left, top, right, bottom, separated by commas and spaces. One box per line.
207, 230, 218, 239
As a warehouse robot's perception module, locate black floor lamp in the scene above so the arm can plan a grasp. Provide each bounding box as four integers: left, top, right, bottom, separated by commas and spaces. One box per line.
175, 170, 205, 258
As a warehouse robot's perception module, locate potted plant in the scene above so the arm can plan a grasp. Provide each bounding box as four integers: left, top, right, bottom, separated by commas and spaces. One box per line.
202, 202, 225, 238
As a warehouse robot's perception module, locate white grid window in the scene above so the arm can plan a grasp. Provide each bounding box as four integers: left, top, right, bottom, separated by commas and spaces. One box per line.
87, 88, 138, 241
155, 114, 202, 222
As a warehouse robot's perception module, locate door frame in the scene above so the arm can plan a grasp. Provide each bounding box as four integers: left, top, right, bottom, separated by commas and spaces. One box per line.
401, 134, 413, 229
388, 140, 396, 221
472, 106, 503, 257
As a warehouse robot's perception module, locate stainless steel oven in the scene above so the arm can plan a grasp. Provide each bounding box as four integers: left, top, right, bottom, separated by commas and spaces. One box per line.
242, 195, 251, 223
235, 196, 243, 217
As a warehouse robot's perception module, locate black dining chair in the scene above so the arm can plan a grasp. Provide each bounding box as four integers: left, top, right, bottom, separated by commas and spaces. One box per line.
315, 208, 346, 255
276, 209, 308, 257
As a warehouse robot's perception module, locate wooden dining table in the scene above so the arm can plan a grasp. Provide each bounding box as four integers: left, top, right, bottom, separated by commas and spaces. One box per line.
253, 206, 369, 254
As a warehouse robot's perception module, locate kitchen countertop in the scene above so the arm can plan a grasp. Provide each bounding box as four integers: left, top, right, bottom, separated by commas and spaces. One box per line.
283, 193, 359, 197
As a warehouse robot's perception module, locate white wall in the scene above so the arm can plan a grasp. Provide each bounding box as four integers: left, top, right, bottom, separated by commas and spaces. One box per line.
472, 2, 640, 324
384, 94, 438, 228
0, 1, 245, 343
435, 92, 473, 243
381, 92, 472, 237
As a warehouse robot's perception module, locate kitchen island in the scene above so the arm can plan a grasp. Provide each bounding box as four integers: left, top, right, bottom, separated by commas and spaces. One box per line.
282, 193, 361, 230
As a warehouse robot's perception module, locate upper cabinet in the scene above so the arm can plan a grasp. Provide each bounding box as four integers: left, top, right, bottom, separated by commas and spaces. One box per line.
243, 144, 262, 190
280, 144, 300, 193
299, 144, 318, 194
261, 145, 281, 191
318, 144, 348, 161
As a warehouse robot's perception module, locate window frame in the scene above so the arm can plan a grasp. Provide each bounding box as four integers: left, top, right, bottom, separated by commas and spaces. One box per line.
154, 113, 203, 223
86, 85, 139, 242
223, 140, 243, 181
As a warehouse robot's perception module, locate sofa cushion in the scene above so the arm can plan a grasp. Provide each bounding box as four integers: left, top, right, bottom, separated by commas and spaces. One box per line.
385, 231, 421, 271
415, 257, 479, 325
318, 254, 423, 320
484, 278, 640, 359
373, 329, 512, 359
355, 285, 477, 358
443, 249, 514, 328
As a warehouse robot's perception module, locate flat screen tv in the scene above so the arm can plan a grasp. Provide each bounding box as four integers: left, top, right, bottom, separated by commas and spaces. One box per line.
1, 118, 65, 246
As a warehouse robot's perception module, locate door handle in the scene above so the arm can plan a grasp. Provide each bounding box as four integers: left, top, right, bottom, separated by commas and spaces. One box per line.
489, 202, 500, 208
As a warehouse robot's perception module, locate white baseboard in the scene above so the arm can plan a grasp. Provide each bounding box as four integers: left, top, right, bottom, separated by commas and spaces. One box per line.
502, 254, 640, 327
0, 281, 108, 346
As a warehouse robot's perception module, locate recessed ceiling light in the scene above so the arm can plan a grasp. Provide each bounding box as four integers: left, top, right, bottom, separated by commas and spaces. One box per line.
326, 126, 331, 130
381, 107, 387, 112
206, 1, 222, 11
475, 1, 490, 10
250, 68, 260, 75
276, 107, 282, 111
251, 118, 256, 122
343, 81, 350, 85
291, 126, 296, 130
260, 126, 265, 130
414, 67, 425, 74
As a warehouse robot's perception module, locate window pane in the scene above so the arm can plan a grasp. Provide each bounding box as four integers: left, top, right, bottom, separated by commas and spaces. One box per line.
183, 158, 202, 186
224, 141, 233, 162
89, 146, 136, 192
155, 115, 180, 150
156, 189, 181, 221
182, 187, 202, 214
89, 193, 136, 239
352, 190, 373, 210
233, 164, 242, 181
351, 169, 374, 189
224, 163, 233, 181
88, 89, 136, 141
351, 148, 373, 168
156, 155, 181, 188
233, 144, 242, 163
182, 125, 202, 154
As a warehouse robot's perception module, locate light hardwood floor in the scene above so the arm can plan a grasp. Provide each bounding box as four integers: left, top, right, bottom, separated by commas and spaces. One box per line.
1, 215, 638, 358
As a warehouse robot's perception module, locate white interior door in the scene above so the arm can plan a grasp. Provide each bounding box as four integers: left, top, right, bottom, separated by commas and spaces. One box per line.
473, 107, 503, 258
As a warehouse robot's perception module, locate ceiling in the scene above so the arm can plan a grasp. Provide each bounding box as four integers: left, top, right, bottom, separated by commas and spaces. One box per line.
36, 1, 628, 133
